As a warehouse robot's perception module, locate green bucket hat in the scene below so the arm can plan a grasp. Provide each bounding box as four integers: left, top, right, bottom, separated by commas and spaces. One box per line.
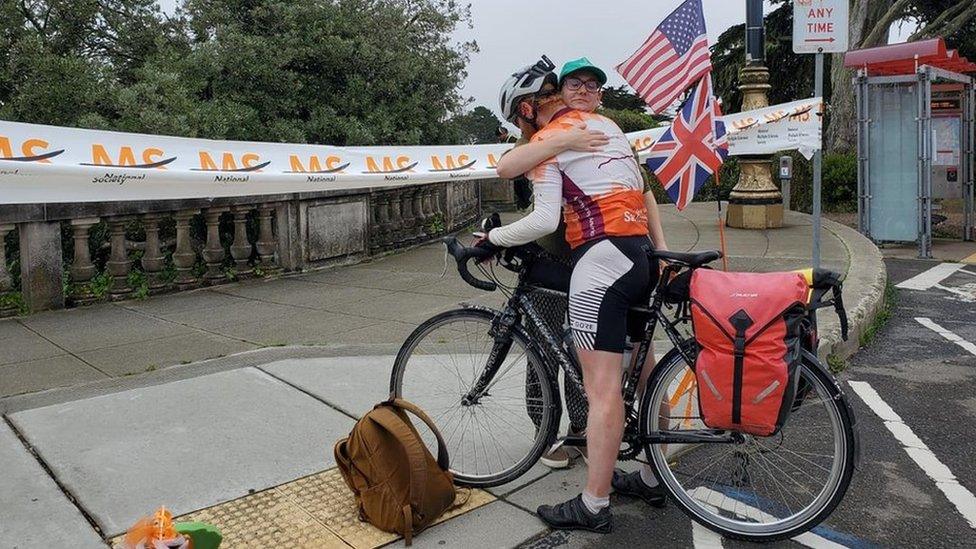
558, 57, 608, 87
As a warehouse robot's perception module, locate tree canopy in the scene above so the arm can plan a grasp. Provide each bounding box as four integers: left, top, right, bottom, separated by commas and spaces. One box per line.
447, 105, 504, 144
0, 0, 476, 146
710, 0, 976, 153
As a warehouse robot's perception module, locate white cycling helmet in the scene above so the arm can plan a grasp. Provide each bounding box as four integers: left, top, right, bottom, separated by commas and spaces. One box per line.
498, 55, 557, 123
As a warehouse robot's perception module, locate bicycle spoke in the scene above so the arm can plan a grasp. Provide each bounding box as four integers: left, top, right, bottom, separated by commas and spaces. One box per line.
645, 353, 853, 538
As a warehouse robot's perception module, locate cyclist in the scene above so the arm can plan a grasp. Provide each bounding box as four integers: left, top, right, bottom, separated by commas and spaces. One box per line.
483, 58, 667, 533
497, 58, 672, 499
496, 57, 600, 469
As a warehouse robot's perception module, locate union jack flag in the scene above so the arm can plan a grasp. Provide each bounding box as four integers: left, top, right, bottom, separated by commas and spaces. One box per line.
645, 73, 728, 211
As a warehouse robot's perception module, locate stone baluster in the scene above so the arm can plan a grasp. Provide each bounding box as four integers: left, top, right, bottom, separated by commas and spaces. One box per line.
141, 214, 169, 295
378, 194, 393, 252
432, 185, 444, 230
0, 224, 14, 293
422, 187, 435, 224
411, 188, 425, 240
173, 209, 200, 290
421, 188, 433, 236
0, 224, 15, 316
389, 191, 404, 246
229, 207, 254, 278
399, 189, 414, 245
68, 218, 100, 305
106, 217, 133, 300
255, 204, 279, 272
368, 197, 382, 255
202, 207, 229, 283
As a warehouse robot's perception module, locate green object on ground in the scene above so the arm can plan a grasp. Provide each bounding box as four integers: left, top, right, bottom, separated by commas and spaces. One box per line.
175, 522, 222, 549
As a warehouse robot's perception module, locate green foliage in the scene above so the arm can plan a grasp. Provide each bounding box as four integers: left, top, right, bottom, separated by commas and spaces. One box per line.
447, 106, 503, 144
860, 281, 897, 348
127, 270, 149, 299
601, 85, 646, 112
87, 273, 112, 300
711, 0, 819, 115
425, 212, 445, 234
711, 0, 975, 130
0, 292, 27, 316
822, 153, 858, 212
597, 108, 658, 133
827, 354, 847, 374
0, 0, 475, 146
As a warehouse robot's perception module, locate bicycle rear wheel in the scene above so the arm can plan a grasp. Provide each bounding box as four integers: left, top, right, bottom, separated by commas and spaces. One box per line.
640, 343, 856, 542
390, 308, 559, 487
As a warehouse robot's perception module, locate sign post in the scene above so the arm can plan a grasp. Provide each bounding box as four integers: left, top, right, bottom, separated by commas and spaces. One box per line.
794, 0, 848, 269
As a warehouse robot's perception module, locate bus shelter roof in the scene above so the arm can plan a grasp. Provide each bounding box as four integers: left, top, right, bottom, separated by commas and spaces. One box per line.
844, 38, 976, 76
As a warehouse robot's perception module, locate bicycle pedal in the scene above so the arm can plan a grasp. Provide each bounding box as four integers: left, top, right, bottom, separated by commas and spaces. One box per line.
562, 435, 586, 447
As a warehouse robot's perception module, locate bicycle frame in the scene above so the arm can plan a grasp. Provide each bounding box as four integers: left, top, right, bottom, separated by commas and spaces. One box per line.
460, 258, 743, 458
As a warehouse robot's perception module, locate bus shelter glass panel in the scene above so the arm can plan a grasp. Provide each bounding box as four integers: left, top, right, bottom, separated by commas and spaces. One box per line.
868, 83, 919, 242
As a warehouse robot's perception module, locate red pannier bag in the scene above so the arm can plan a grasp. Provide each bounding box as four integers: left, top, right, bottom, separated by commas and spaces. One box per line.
689, 269, 809, 436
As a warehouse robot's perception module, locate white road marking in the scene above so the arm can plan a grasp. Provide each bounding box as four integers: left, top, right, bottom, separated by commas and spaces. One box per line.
896, 263, 965, 290
932, 283, 976, 303
915, 317, 976, 356
691, 522, 725, 548
849, 381, 976, 529
688, 487, 847, 548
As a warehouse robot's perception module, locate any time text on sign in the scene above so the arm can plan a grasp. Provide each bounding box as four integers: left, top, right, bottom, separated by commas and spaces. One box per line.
793, 0, 849, 54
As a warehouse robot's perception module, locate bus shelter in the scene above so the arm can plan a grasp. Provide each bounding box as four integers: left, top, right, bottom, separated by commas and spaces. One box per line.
846, 39, 975, 258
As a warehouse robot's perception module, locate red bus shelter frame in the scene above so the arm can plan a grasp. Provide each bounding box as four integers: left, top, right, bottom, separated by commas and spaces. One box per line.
844, 38, 976, 76
847, 39, 974, 257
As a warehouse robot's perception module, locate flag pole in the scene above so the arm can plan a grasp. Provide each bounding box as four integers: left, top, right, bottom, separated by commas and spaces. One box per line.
717, 185, 729, 271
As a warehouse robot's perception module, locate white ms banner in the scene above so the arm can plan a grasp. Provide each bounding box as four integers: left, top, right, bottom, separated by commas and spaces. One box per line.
0, 98, 821, 204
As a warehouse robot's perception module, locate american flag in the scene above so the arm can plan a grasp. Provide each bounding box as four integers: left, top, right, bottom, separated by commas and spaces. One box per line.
645, 73, 728, 211
616, 0, 712, 114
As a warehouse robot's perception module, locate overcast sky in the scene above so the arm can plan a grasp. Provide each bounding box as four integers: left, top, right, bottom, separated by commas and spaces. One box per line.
157, 1, 915, 123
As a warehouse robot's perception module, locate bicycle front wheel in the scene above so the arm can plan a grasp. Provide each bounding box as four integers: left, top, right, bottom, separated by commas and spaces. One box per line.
640, 343, 856, 542
390, 308, 559, 487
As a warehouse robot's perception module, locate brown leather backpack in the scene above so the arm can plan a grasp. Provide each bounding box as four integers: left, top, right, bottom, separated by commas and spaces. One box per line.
334, 398, 457, 545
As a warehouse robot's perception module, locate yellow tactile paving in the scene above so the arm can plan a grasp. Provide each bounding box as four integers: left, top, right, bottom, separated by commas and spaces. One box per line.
962, 251, 976, 264
111, 468, 495, 549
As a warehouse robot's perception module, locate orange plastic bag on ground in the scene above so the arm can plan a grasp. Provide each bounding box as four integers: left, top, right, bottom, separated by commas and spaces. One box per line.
121, 507, 190, 549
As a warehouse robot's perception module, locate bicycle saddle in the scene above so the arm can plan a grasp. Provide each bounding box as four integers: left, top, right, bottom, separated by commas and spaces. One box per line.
653, 250, 722, 267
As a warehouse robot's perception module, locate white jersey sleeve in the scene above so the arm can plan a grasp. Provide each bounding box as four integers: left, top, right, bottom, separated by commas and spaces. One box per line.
487, 163, 562, 248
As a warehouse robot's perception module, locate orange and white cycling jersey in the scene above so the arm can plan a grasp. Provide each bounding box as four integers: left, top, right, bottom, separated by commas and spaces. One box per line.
488, 108, 649, 250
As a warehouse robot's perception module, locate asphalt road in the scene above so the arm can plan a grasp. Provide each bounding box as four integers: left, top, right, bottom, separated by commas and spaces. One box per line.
517, 257, 976, 548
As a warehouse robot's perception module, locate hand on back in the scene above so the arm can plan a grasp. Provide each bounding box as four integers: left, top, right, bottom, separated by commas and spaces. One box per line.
558, 124, 609, 153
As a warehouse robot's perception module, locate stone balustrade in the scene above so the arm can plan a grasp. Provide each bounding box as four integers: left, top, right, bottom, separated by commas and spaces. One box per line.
0, 179, 502, 316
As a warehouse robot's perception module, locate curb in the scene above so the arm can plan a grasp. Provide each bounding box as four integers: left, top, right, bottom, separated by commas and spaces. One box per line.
816, 215, 888, 362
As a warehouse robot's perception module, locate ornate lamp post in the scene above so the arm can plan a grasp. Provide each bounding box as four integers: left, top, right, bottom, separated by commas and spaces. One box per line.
726, 0, 784, 229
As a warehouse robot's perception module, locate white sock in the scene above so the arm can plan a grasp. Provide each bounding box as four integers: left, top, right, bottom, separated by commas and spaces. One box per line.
640, 464, 660, 488
581, 490, 610, 514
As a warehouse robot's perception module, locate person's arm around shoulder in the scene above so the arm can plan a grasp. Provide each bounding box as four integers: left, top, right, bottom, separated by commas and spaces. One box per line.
495, 125, 609, 179
488, 161, 563, 248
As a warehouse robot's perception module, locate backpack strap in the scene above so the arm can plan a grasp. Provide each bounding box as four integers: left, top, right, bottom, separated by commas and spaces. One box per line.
386, 398, 451, 471
367, 405, 438, 527
402, 504, 414, 546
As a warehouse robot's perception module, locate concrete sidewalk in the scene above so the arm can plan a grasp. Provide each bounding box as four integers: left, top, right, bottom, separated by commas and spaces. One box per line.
0, 203, 887, 547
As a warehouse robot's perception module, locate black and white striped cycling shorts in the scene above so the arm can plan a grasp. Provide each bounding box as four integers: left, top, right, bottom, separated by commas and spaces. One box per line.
569, 235, 655, 353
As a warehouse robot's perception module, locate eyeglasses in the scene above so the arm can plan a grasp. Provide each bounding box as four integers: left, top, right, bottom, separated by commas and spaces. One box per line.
563, 77, 601, 93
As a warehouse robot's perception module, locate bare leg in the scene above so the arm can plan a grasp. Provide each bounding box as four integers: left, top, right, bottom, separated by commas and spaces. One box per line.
579, 348, 625, 498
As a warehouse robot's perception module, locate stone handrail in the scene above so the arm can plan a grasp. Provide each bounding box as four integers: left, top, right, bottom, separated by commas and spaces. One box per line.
0, 178, 502, 315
